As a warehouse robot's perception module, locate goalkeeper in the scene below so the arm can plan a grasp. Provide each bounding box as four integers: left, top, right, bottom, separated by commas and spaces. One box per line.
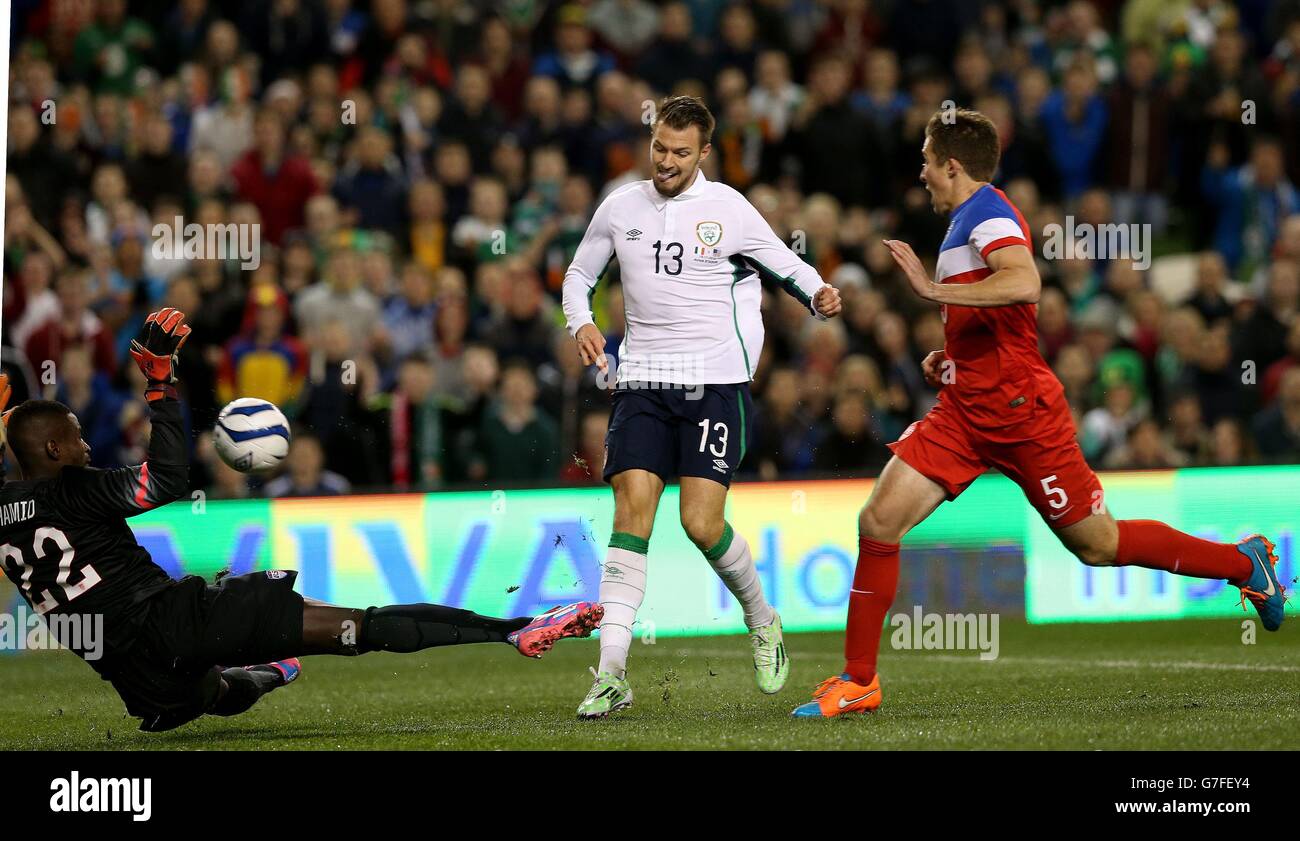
0, 310, 601, 732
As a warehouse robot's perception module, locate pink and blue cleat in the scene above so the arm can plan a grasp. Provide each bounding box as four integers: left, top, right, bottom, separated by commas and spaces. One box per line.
1235, 535, 1287, 631
247, 658, 301, 686
508, 602, 604, 658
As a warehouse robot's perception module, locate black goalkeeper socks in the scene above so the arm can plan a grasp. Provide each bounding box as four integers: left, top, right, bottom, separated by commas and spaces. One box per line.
358, 604, 531, 653
210, 667, 280, 717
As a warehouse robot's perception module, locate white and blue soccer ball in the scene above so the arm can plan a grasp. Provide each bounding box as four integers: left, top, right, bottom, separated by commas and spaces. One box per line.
213, 398, 291, 473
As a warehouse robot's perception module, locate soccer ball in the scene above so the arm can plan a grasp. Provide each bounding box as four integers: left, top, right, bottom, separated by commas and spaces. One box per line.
213, 398, 291, 473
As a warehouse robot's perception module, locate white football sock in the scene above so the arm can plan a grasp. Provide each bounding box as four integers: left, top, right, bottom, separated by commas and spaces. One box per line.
705, 523, 774, 630
597, 536, 648, 679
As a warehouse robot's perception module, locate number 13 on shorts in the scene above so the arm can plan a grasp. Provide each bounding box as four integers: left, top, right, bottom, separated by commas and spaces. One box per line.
698, 419, 729, 458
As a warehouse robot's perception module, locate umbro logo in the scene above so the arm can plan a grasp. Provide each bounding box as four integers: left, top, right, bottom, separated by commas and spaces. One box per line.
626, 229, 642, 240
712, 458, 729, 473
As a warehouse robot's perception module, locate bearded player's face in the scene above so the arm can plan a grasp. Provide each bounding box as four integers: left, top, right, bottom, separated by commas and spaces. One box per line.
650, 123, 709, 197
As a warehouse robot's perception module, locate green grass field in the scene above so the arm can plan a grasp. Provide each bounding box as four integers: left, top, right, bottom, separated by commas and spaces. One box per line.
2, 618, 1297, 750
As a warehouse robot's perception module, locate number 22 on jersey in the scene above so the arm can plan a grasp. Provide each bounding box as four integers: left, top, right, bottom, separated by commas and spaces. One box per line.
1, 527, 102, 615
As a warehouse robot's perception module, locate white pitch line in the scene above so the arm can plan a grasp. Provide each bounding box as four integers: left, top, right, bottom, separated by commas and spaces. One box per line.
655, 647, 1300, 673
921, 655, 1300, 673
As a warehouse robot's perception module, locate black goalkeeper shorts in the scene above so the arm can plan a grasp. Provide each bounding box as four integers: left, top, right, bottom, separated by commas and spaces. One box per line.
104, 570, 305, 732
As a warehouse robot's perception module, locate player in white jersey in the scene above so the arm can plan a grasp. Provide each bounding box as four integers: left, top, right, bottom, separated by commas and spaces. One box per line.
562, 96, 842, 718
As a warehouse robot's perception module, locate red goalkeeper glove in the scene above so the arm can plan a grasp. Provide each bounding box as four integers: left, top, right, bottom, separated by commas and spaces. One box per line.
0, 372, 11, 462
129, 308, 192, 401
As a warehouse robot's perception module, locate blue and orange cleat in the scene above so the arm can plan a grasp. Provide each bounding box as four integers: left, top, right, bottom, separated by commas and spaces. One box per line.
248, 658, 301, 686
1235, 535, 1287, 631
791, 673, 882, 718
508, 602, 604, 658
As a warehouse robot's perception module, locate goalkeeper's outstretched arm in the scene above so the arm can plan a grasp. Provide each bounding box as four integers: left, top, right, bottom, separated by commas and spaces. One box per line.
59, 308, 194, 516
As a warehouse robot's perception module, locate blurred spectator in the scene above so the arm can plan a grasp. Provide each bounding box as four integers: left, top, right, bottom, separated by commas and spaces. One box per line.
1195, 324, 1244, 423
374, 356, 454, 490
532, 6, 616, 92
25, 270, 118, 381
9, 252, 60, 351
1186, 251, 1235, 326
1105, 43, 1170, 234
1040, 60, 1108, 200
54, 345, 130, 469
1081, 381, 1142, 463
637, 3, 711, 95
814, 392, 891, 474
1165, 391, 1209, 463
751, 366, 820, 480
792, 54, 877, 209
538, 331, 605, 456
1206, 417, 1255, 466
1261, 318, 1300, 404
473, 361, 559, 482
296, 319, 383, 486
8, 105, 78, 231
127, 114, 187, 212
1252, 366, 1300, 461
231, 110, 322, 245
380, 262, 437, 371
73, 0, 155, 95
589, 0, 659, 58
263, 431, 352, 497
407, 179, 448, 274
217, 284, 307, 411
1233, 260, 1300, 378
190, 64, 256, 171
295, 247, 382, 350
1104, 418, 1189, 469
439, 66, 504, 173
486, 267, 561, 369
333, 125, 407, 238
1202, 137, 1299, 275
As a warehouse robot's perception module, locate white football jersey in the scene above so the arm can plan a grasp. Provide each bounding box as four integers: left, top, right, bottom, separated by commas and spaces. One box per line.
563, 171, 828, 385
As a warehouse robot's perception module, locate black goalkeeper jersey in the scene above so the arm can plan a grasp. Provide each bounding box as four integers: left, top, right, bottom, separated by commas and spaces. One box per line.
0, 397, 190, 665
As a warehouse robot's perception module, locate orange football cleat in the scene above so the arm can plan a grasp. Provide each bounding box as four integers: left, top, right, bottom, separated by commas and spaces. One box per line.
791, 673, 883, 718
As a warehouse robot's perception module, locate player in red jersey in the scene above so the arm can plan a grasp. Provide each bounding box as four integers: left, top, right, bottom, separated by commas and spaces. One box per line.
793, 109, 1287, 718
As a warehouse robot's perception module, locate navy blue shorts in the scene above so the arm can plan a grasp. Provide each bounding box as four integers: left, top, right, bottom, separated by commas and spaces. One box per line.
603, 382, 753, 487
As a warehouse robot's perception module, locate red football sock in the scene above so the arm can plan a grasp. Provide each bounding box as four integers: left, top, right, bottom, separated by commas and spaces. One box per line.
844, 536, 900, 684
1115, 520, 1251, 584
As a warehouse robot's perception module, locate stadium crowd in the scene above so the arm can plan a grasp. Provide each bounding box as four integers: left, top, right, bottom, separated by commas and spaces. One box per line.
4, 0, 1300, 497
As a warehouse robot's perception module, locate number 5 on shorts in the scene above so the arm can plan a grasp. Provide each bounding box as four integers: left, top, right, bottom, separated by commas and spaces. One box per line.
1040, 474, 1068, 509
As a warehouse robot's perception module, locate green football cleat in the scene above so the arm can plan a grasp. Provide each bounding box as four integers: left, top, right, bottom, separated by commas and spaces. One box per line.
577, 667, 633, 719
750, 611, 789, 694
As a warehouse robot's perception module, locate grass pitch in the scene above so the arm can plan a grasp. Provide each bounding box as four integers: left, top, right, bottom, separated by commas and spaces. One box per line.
2, 618, 1296, 750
